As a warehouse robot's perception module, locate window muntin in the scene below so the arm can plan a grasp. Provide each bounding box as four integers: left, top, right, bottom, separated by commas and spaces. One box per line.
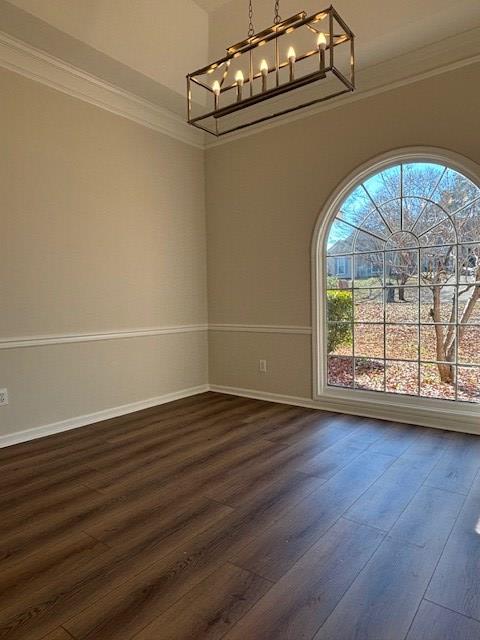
325, 162, 480, 403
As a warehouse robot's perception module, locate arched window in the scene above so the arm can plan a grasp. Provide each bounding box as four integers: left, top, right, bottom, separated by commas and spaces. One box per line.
322, 157, 480, 403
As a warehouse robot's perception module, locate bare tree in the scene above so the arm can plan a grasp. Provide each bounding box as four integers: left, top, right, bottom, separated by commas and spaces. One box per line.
424, 245, 479, 383
421, 173, 479, 384
359, 165, 479, 385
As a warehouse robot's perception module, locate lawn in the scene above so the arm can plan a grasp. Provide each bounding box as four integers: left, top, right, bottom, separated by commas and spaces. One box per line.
327, 295, 480, 403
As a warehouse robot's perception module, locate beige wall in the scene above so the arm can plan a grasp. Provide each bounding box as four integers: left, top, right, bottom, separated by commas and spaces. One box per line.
2, 60, 479, 440
206, 63, 480, 399
0, 67, 208, 437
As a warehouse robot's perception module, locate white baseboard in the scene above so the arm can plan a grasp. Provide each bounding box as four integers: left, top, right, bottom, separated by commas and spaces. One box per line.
0, 384, 209, 448
2, 380, 478, 448
209, 384, 480, 436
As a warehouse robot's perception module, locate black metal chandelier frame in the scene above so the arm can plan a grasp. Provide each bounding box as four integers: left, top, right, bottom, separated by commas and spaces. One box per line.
186, 5, 355, 137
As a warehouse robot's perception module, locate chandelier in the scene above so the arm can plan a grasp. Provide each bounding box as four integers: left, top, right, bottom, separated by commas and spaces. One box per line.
186, 1, 355, 137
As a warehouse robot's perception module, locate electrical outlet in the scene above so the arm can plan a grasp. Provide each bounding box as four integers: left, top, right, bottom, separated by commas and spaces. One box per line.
0, 389, 8, 406
259, 359, 267, 373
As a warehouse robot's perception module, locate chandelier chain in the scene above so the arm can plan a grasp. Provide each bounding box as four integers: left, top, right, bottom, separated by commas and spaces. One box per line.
274, 0, 281, 24
248, 0, 254, 36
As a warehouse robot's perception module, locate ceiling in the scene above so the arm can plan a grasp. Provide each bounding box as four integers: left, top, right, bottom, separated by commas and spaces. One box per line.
194, 0, 231, 10
2, 0, 209, 99
0, 0, 479, 124
208, 0, 480, 62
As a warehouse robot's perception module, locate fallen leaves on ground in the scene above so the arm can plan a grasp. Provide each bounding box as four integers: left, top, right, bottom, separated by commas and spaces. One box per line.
328, 356, 480, 403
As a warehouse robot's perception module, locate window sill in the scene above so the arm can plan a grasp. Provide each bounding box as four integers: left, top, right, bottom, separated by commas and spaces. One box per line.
314, 385, 480, 434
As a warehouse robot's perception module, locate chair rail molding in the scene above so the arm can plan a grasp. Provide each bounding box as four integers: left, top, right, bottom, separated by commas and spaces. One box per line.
209, 324, 312, 335
0, 325, 209, 349
0, 323, 313, 349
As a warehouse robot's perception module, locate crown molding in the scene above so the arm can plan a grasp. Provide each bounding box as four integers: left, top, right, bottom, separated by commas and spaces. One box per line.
0, 31, 204, 149
206, 27, 480, 148
0, 28, 478, 151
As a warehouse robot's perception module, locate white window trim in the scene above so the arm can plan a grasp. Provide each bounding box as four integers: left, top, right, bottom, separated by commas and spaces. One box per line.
311, 146, 480, 431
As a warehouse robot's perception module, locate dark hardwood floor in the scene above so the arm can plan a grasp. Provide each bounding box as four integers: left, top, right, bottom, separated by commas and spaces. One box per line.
1, 391, 480, 640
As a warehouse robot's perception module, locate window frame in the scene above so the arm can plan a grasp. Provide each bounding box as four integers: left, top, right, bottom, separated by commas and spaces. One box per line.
311, 147, 480, 424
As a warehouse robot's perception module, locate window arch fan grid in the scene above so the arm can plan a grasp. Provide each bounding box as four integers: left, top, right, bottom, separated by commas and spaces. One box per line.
325, 162, 480, 403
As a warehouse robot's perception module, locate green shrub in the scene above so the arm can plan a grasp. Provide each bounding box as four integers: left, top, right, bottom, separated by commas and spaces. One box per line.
327, 290, 353, 353
327, 275, 340, 288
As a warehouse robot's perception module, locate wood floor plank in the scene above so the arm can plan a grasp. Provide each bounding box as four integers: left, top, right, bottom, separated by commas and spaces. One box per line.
61, 473, 328, 640
80, 416, 266, 488
232, 450, 395, 581
85, 494, 234, 551
313, 537, 444, 640
368, 422, 422, 456
131, 563, 271, 640
424, 432, 480, 495
313, 474, 463, 640
105, 394, 252, 444
0, 533, 108, 616
255, 410, 339, 444
223, 518, 384, 640
387, 484, 464, 548
298, 430, 378, 479
0, 484, 133, 563
83, 425, 283, 494
0, 482, 101, 532
0, 396, 258, 489
41, 629, 74, 640
82, 392, 245, 441
406, 600, 480, 640
0, 392, 479, 640
0, 465, 101, 512
344, 439, 446, 531
0, 499, 232, 640
0, 393, 228, 465
297, 419, 413, 482
201, 415, 361, 506
425, 475, 480, 620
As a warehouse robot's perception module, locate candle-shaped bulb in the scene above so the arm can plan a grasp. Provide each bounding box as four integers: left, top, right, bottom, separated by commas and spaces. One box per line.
234, 70, 244, 101
287, 46, 296, 82
235, 70, 244, 86
260, 59, 268, 91
212, 80, 220, 110
317, 32, 327, 76
317, 32, 327, 50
